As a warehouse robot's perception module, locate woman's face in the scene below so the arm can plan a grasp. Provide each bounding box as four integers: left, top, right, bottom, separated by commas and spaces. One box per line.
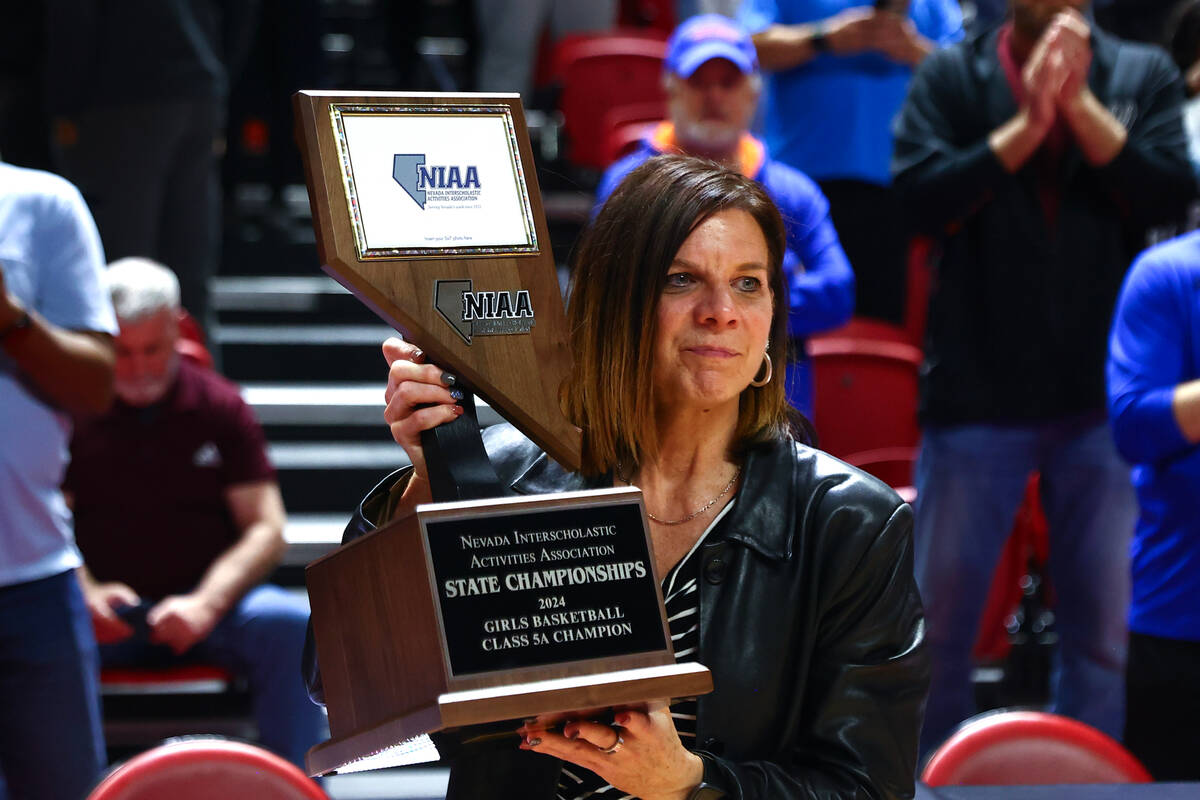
651, 208, 775, 412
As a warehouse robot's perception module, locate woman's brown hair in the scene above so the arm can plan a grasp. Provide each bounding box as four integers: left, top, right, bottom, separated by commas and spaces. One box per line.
563, 154, 796, 477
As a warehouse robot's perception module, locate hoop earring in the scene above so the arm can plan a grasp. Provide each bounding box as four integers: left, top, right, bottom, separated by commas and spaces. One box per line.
750, 351, 772, 387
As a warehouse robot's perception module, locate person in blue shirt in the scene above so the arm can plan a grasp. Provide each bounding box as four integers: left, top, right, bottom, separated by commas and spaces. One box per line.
595, 14, 855, 420
739, 0, 962, 324
1107, 230, 1200, 781
0, 162, 117, 800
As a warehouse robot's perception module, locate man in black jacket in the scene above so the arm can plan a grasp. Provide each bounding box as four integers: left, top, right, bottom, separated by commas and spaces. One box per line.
892, 0, 1194, 756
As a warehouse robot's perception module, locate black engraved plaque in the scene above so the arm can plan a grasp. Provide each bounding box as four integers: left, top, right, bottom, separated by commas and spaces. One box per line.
421, 496, 668, 676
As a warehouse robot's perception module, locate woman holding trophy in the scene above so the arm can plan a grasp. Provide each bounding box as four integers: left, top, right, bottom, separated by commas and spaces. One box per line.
331, 155, 928, 800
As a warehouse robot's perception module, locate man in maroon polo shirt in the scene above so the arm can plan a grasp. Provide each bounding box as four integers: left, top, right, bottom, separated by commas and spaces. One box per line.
64, 257, 325, 769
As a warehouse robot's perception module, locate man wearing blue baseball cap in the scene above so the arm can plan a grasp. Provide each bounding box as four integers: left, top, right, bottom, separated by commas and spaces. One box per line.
595, 14, 855, 421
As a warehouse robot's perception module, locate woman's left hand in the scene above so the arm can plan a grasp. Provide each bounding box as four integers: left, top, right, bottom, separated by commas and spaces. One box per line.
519, 709, 704, 800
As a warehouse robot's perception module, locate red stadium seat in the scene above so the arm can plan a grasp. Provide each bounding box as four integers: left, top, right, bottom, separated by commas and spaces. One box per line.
554, 34, 667, 170
98, 665, 257, 757
603, 119, 661, 164
100, 665, 233, 695
551, 28, 669, 78
845, 446, 917, 504
809, 337, 922, 459
600, 102, 665, 165
819, 316, 911, 345
601, 100, 667, 134
175, 309, 214, 369
87, 739, 329, 800
814, 236, 936, 348
921, 710, 1152, 786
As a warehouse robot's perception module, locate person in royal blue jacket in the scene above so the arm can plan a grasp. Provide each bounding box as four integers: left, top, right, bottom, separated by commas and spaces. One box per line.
1107, 230, 1200, 781
595, 14, 855, 419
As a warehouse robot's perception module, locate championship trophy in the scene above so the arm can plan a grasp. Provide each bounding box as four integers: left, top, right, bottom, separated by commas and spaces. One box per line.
294, 91, 712, 777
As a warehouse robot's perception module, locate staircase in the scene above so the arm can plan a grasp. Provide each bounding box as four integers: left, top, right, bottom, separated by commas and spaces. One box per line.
217, 182, 588, 578
216, 0, 598, 577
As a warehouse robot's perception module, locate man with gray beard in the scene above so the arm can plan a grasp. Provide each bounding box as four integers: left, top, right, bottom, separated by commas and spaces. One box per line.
595, 14, 854, 419
64, 257, 325, 769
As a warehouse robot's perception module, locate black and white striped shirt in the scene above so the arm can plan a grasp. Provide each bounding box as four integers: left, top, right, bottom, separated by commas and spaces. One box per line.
557, 499, 735, 800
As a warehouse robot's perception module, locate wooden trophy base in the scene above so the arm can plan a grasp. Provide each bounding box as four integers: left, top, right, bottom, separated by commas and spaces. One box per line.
307, 662, 712, 776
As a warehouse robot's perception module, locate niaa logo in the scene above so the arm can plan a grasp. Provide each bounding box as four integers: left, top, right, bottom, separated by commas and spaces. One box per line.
394, 154, 481, 210
434, 280, 534, 344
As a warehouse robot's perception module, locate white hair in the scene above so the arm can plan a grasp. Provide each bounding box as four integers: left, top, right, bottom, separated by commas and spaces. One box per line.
106, 257, 181, 322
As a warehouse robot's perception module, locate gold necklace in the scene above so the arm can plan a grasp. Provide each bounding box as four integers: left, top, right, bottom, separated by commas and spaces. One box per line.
616, 464, 742, 526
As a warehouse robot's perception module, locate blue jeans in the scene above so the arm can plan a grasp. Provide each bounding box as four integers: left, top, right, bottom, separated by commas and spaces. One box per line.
914, 418, 1136, 756
100, 584, 326, 769
0, 570, 106, 800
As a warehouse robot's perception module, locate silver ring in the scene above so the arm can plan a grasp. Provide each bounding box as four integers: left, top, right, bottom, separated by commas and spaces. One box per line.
599, 733, 624, 755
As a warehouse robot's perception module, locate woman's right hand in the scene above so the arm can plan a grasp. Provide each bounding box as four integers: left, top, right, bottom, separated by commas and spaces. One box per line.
382, 337, 464, 501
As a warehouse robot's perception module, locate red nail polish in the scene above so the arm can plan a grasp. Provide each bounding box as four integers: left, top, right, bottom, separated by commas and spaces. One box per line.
453, 405, 464, 416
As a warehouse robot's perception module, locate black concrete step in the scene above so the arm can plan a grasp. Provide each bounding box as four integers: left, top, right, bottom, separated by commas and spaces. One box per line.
217, 184, 591, 279
268, 440, 409, 514
218, 324, 393, 383
213, 276, 380, 326
242, 382, 505, 442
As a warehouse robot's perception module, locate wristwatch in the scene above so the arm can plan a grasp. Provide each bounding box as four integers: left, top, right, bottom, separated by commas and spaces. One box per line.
0, 308, 31, 342
809, 22, 830, 53
687, 783, 726, 800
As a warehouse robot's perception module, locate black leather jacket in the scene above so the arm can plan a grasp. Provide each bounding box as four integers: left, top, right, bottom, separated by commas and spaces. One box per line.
304, 425, 929, 799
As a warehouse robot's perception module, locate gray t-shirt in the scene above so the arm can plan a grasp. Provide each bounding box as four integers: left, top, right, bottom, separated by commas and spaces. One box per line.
0, 162, 117, 587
